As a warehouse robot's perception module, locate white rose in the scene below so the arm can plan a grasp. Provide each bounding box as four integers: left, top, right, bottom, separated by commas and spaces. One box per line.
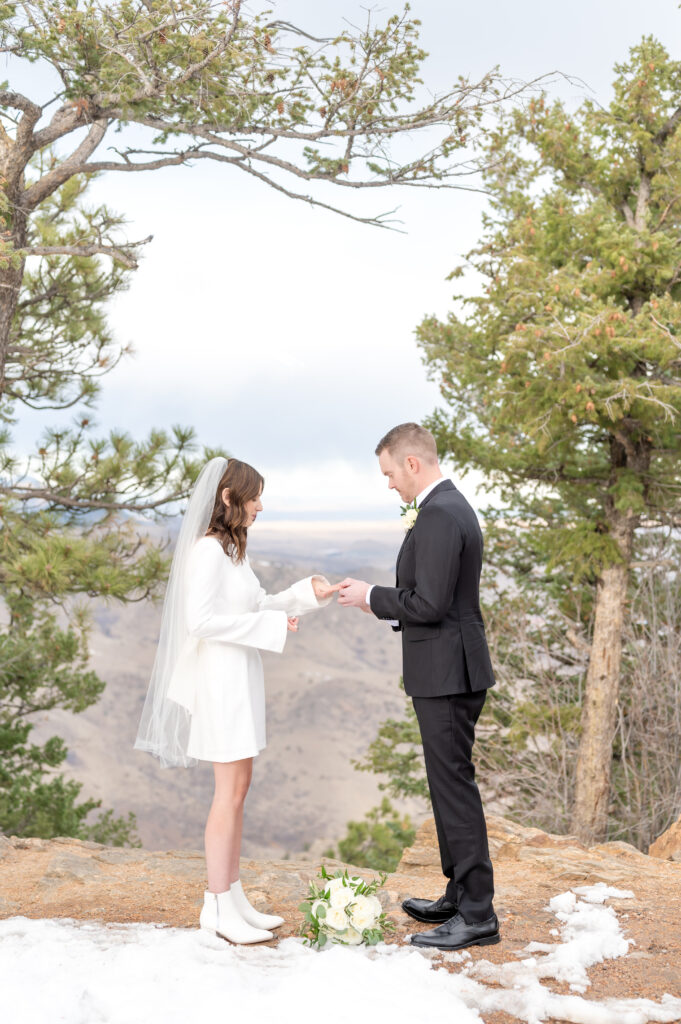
348, 895, 379, 932
324, 905, 349, 931
330, 889, 353, 909
338, 926, 363, 946
402, 508, 418, 531
368, 895, 383, 919
327, 878, 354, 909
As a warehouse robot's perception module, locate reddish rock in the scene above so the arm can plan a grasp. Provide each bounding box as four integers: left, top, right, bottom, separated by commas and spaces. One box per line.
649, 815, 681, 862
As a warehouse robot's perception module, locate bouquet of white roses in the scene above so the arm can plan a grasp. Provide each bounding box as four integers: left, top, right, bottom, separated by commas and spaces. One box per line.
298, 866, 395, 949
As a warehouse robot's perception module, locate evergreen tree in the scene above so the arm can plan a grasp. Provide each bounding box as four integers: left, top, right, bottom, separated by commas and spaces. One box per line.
325, 798, 415, 873
0, 599, 140, 843
416, 38, 681, 843
0, 169, 203, 840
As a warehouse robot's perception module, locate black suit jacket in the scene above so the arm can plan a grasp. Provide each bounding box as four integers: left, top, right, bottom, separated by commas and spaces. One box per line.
369, 480, 496, 697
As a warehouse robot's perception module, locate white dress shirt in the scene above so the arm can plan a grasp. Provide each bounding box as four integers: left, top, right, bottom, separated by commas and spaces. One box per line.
413, 476, 446, 508
366, 476, 445, 610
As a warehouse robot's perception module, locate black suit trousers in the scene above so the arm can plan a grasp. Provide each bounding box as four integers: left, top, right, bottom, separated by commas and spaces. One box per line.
412, 690, 494, 923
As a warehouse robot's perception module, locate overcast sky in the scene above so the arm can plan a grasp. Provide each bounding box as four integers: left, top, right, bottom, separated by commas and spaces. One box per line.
10, 0, 681, 519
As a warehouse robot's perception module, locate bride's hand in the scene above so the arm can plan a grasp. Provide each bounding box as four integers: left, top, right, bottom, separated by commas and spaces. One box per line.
287, 616, 299, 632
312, 577, 342, 601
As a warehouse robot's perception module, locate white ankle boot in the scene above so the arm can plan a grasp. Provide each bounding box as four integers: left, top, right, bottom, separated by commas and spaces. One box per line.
200, 890, 273, 945
230, 879, 284, 930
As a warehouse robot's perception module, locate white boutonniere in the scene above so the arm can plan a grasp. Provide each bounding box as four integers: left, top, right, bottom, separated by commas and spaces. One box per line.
400, 499, 419, 532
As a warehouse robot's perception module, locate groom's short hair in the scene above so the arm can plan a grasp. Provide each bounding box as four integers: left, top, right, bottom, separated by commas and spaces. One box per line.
375, 423, 438, 464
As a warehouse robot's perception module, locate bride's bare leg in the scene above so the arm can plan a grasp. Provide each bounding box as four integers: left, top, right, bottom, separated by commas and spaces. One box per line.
205, 758, 253, 893
200, 757, 271, 943
229, 794, 247, 885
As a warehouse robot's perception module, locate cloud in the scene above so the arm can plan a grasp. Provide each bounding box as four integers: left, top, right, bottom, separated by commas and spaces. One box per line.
11, 0, 679, 517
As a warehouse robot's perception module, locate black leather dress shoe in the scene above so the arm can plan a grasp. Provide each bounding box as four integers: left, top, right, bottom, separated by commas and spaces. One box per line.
409, 912, 500, 951
401, 895, 458, 924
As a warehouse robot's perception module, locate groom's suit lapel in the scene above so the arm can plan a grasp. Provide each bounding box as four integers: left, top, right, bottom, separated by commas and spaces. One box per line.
395, 480, 454, 581
418, 478, 454, 508
394, 531, 410, 579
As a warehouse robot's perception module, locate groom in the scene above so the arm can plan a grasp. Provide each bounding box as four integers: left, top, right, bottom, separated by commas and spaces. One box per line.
338, 423, 499, 951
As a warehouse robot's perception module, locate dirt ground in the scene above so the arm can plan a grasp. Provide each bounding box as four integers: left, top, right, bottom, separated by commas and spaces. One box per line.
1, 816, 680, 1024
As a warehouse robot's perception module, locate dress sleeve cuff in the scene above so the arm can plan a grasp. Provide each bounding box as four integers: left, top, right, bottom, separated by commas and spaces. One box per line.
290, 575, 333, 611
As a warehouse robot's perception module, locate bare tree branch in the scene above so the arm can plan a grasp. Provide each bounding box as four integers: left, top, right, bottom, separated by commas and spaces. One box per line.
23, 120, 109, 208
0, 483, 190, 513
653, 105, 681, 147
0, 90, 42, 148
24, 236, 152, 270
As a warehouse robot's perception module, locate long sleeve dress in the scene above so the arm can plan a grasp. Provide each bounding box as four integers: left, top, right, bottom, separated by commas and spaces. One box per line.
166, 535, 331, 763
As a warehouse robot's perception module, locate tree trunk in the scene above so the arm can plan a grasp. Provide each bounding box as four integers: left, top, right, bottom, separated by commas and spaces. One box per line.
0, 248, 25, 398
0, 157, 27, 399
570, 518, 634, 844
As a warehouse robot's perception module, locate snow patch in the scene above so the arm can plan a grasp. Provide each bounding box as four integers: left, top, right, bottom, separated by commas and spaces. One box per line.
0, 885, 679, 1024
572, 883, 635, 904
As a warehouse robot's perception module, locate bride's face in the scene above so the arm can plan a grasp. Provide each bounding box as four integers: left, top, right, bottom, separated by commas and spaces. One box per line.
221, 486, 264, 526
244, 489, 264, 526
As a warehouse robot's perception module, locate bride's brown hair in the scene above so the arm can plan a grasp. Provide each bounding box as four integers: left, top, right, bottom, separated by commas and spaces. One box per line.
205, 458, 264, 564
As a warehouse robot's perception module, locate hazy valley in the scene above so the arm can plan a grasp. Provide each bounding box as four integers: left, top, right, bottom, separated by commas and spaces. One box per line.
31, 521, 429, 857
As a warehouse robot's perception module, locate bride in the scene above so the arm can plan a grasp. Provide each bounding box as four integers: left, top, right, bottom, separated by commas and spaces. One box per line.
135, 457, 338, 944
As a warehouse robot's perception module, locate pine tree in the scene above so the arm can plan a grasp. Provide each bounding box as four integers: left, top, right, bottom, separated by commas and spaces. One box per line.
0, 167, 205, 840
417, 38, 681, 844
325, 798, 416, 873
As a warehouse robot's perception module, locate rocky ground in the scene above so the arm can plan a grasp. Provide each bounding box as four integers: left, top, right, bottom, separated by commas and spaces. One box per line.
2, 814, 680, 1023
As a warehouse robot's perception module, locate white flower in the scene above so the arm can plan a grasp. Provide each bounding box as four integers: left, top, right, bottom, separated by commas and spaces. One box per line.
401, 508, 419, 532
327, 877, 354, 909
324, 905, 349, 931
348, 895, 380, 932
338, 926, 363, 946
368, 895, 383, 919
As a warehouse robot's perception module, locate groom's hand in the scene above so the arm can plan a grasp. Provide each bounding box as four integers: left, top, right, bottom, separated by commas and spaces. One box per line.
338, 578, 370, 609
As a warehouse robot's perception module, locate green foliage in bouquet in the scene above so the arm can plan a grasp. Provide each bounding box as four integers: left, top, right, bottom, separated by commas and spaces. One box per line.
298, 865, 395, 950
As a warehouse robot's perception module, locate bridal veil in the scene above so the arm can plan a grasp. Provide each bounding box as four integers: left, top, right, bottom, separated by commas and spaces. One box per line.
134, 456, 227, 768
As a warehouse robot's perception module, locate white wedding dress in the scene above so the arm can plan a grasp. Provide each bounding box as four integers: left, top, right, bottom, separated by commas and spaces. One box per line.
166, 535, 330, 763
